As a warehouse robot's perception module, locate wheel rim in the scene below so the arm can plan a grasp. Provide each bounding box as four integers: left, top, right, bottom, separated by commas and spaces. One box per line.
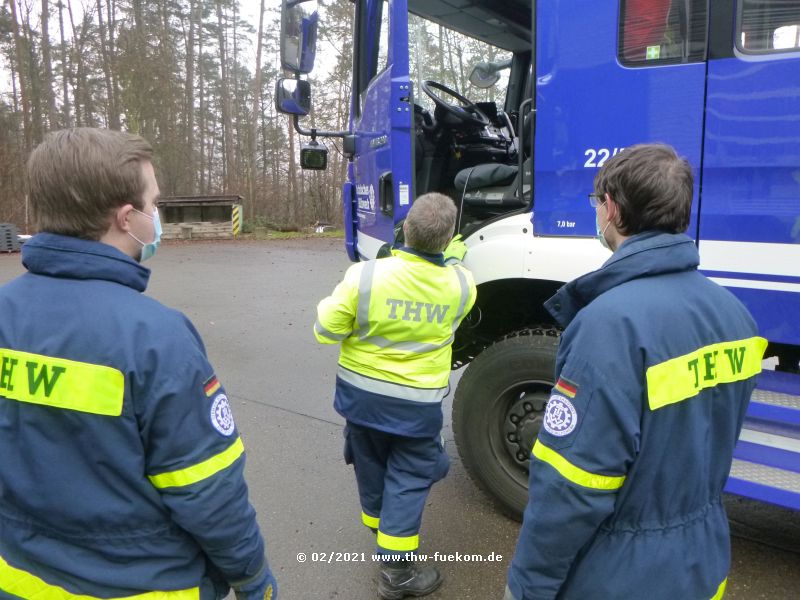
488, 379, 551, 488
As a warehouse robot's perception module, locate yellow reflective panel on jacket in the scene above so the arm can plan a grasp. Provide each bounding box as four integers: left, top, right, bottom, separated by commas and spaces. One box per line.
532, 440, 626, 490
147, 436, 245, 489
646, 336, 767, 410
317, 252, 476, 389
0, 553, 200, 599
0, 348, 124, 416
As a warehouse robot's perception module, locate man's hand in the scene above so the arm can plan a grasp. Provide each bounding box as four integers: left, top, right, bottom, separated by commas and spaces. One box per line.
444, 234, 467, 264
234, 569, 278, 600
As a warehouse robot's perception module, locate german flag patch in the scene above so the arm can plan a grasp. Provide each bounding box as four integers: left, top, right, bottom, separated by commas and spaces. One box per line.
553, 377, 578, 398
203, 374, 221, 397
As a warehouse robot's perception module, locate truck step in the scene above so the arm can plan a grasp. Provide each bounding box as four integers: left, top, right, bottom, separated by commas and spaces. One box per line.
726, 458, 800, 511
748, 387, 800, 425
752, 388, 800, 410
735, 427, 800, 472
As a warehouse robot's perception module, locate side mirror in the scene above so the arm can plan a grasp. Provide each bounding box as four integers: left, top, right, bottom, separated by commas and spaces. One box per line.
280, 0, 319, 74
275, 78, 311, 116
468, 59, 512, 89
300, 140, 328, 170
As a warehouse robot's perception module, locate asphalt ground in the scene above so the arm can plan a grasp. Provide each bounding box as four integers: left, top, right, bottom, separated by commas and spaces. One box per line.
1, 237, 798, 599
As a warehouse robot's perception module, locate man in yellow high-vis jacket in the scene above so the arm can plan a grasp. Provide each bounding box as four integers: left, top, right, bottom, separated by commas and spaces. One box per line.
315, 192, 477, 600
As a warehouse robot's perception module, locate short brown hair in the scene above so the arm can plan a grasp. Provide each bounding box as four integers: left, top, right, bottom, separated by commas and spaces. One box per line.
594, 143, 693, 235
405, 192, 457, 253
26, 128, 154, 240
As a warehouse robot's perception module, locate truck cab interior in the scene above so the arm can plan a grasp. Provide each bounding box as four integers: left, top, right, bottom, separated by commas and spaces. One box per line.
405, 0, 711, 237
406, 0, 533, 236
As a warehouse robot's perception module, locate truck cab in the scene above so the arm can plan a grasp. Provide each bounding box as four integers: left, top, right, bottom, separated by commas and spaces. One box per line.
277, 0, 800, 518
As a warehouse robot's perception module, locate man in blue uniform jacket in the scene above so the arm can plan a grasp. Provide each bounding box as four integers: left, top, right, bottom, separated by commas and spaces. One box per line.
505, 144, 766, 600
0, 128, 277, 599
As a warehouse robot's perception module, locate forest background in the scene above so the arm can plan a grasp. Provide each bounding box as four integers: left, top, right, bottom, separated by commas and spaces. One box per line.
1, 0, 504, 232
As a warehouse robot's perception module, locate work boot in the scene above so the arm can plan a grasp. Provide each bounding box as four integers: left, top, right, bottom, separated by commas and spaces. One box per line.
377, 558, 442, 599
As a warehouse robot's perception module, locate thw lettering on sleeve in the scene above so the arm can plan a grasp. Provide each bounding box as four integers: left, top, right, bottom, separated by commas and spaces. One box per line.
25, 361, 66, 396
646, 337, 767, 411
0, 349, 124, 416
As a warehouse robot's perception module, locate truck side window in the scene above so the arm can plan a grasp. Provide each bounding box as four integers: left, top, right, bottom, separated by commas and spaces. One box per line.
376, 0, 389, 76
619, 0, 707, 65
739, 0, 800, 53
355, 0, 389, 116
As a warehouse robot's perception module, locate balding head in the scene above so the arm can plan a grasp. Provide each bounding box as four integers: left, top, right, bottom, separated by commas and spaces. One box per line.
403, 193, 457, 253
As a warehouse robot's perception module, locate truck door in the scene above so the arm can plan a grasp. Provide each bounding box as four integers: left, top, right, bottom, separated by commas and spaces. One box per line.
699, 1, 800, 348
533, 0, 708, 237
700, 2, 800, 510
351, 0, 414, 259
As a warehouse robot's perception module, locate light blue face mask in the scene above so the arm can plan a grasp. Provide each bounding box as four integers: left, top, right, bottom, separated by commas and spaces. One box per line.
595, 203, 612, 250
128, 207, 162, 261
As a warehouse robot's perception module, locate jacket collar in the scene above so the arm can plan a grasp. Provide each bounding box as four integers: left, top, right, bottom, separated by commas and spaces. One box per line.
22, 232, 151, 292
545, 231, 699, 328
395, 246, 446, 267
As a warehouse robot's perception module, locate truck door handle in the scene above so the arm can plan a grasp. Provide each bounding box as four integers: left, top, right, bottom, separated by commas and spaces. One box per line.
379, 172, 393, 217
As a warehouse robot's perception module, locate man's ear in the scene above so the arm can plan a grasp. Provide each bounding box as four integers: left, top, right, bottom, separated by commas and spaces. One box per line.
604, 195, 617, 225
113, 203, 135, 233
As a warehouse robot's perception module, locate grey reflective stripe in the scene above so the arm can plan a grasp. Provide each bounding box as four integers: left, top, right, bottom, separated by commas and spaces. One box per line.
359, 334, 454, 353
357, 260, 377, 338
337, 366, 447, 403
355, 261, 471, 354
314, 320, 348, 341
451, 266, 471, 333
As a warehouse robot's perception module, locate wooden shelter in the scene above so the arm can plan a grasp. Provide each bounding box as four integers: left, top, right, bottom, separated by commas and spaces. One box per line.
159, 195, 243, 240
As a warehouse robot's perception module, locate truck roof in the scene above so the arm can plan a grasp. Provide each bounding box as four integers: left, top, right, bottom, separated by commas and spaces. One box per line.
408, 0, 531, 52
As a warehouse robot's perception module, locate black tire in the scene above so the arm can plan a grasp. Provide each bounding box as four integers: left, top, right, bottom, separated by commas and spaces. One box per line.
453, 328, 559, 520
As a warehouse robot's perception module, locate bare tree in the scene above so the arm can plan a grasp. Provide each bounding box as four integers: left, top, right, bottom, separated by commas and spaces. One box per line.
215, 0, 235, 192
56, 0, 71, 126
41, 0, 58, 127
247, 0, 266, 221
8, 0, 33, 152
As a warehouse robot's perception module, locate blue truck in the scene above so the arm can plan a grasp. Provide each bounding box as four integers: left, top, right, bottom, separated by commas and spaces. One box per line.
276, 0, 800, 519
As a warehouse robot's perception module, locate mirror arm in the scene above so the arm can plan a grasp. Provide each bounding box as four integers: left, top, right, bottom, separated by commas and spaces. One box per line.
292, 114, 350, 139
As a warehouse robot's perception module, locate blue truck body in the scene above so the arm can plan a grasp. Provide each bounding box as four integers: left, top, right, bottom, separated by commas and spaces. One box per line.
280, 0, 800, 514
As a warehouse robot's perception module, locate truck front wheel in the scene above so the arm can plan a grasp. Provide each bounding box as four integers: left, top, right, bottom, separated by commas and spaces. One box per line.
453, 328, 559, 520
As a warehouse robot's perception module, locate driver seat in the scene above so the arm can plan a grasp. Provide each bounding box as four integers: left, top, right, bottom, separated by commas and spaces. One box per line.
454, 111, 533, 211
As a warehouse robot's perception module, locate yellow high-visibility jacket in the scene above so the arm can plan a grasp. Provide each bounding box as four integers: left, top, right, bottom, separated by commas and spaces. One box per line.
315, 248, 476, 437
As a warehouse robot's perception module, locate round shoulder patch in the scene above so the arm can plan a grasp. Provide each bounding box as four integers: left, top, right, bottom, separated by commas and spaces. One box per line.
543, 394, 578, 437
210, 393, 235, 436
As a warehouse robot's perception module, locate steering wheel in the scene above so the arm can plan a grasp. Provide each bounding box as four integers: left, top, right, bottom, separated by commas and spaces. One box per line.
420, 80, 490, 128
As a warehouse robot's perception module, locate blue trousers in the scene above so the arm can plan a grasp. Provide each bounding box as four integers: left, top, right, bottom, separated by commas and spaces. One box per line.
343, 422, 450, 555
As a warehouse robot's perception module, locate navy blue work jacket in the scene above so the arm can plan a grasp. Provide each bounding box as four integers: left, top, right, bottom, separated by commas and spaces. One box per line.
0, 234, 269, 598
508, 232, 765, 600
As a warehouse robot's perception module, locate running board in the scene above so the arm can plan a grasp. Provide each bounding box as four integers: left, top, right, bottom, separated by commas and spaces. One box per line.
726, 423, 800, 510
748, 387, 800, 425
726, 458, 800, 511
